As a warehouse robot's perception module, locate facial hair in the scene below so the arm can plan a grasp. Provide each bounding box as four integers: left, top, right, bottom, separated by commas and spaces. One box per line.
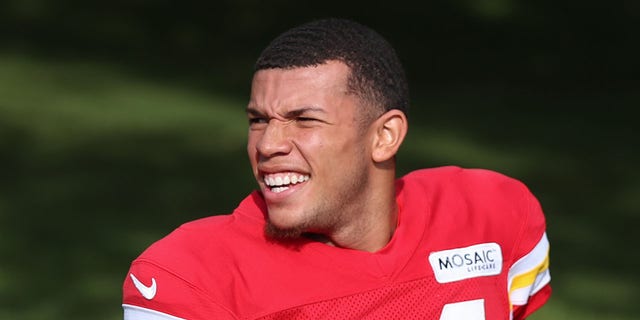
264, 156, 370, 242
264, 221, 305, 240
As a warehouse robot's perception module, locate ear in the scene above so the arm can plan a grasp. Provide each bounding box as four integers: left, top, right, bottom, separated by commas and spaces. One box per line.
371, 110, 408, 163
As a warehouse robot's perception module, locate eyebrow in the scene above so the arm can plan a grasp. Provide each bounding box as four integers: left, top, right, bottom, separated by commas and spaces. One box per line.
284, 107, 326, 118
245, 107, 263, 117
245, 106, 327, 118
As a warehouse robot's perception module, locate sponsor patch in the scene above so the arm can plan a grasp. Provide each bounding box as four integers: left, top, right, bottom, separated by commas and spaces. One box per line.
429, 243, 502, 283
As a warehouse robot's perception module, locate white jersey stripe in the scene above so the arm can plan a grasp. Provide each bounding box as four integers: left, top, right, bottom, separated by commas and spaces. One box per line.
511, 252, 549, 291
509, 268, 551, 305
531, 267, 551, 294
123, 304, 185, 320
507, 232, 551, 306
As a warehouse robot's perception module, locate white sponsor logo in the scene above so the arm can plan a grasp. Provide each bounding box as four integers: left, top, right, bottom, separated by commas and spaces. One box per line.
429, 243, 502, 283
130, 273, 157, 300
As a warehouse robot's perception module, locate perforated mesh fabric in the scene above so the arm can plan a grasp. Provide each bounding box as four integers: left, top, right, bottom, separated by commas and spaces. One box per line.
256, 276, 501, 320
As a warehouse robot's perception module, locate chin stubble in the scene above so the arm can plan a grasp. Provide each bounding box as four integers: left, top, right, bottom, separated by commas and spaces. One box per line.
264, 221, 305, 240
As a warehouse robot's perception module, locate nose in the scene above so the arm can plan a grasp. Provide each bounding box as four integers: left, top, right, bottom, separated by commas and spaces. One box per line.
256, 120, 292, 158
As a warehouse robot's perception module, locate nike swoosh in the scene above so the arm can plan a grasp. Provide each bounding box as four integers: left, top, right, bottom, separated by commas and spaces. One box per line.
130, 273, 157, 300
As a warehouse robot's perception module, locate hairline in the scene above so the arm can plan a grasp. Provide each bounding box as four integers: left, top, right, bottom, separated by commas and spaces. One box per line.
255, 59, 385, 130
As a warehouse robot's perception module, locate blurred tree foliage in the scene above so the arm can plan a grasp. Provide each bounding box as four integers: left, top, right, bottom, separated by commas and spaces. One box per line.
0, 1, 637, 319
1, 0, 637, 93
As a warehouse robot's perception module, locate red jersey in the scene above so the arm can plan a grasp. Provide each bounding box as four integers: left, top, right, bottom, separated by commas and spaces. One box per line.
123, 166, 551, 319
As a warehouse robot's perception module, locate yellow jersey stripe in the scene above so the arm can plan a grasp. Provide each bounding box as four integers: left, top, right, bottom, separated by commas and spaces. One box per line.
507, 232, 551, 306
510, 251, 549, 291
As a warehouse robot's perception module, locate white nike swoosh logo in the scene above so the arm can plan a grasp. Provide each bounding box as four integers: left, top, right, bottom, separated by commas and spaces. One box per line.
130, 273, 157, 300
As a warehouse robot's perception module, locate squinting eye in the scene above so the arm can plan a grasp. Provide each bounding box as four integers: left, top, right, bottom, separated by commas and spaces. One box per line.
297, 117, 317, 122
249, 118, 267, 125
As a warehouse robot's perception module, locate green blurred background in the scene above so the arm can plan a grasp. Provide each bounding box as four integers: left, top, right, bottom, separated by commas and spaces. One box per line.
0, 1, 637, 319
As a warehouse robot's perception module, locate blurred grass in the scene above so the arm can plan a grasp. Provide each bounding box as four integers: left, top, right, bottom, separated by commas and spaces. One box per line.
0, 52, 254, 319
0, 52, 637, 320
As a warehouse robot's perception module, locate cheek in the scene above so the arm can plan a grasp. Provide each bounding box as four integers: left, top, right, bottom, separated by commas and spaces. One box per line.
294, 130, 327, 154
300, 130, 360, 165
246, 134, 260, 166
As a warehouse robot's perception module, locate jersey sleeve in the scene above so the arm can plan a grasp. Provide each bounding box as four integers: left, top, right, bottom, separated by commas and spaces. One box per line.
122, 259, 237, 320
507, 187, 552, 319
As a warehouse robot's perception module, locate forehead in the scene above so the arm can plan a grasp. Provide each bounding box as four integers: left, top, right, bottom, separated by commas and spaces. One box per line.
248, 61, 353, 112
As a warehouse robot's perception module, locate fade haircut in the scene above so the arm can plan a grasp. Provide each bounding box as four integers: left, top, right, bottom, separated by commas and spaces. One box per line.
254, 18, 409, 120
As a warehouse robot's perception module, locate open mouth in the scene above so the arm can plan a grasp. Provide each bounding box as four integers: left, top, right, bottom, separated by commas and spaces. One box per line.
263, 172, 310, 193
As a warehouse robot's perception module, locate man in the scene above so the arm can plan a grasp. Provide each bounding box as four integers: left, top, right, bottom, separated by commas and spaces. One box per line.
123, 18, 551, 319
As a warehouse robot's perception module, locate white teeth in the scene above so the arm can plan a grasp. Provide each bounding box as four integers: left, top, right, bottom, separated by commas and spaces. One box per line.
264, 173, 310, 187
271, 186, 289, 193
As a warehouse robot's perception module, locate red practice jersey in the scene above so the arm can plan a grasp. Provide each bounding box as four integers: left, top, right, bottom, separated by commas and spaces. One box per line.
123, 166, 551, 319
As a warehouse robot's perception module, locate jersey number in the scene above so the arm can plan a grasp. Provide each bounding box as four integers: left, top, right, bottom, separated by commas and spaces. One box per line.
439, 299, 485, 320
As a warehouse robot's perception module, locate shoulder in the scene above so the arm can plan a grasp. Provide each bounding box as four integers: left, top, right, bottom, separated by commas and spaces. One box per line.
123, 193, 268, 317
402, 166, 528, 191
401, 166, 537, 208
400, 166, 547, 255
403, 165, 542, 215
133, 192, 267, 272
123, 213, 245, 319
127, 191, 268, 286
138, 214, 237, 263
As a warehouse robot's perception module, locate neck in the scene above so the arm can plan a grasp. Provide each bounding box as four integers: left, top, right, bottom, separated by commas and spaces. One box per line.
316, 174, 398, 252
340, 203, 398, 252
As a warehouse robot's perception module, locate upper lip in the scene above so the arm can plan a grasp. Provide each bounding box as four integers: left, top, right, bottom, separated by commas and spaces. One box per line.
257, 164, 309, 175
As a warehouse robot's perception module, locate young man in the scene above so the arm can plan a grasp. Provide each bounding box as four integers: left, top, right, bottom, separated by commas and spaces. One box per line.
123, 18, 551, 319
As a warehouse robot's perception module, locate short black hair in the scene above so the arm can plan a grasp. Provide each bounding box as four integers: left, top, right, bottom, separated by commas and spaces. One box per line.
255, 18, 409, 118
